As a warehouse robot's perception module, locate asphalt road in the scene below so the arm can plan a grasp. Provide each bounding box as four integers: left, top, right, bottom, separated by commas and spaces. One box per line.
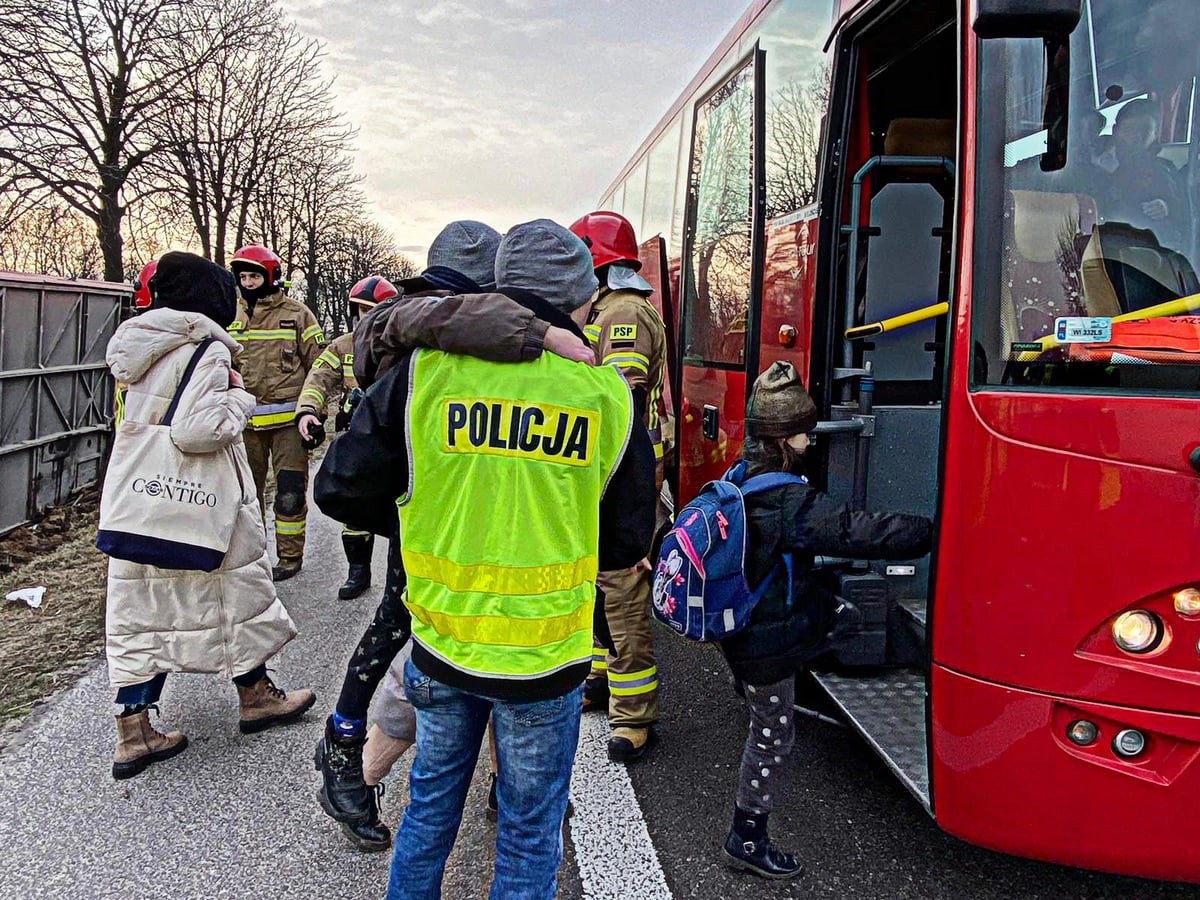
1, 502, 1199, 899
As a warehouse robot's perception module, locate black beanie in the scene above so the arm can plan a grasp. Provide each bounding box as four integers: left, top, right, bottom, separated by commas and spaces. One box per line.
150, 252, 238, 329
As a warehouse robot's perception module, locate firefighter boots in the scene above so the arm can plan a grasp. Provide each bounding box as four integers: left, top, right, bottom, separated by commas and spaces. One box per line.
338, 533, 373, 600
112, 708, 189, 780
236, 674, 315, 733
607, 725, 658, 763
272, 557, 303, 582
315, 718, 392, 852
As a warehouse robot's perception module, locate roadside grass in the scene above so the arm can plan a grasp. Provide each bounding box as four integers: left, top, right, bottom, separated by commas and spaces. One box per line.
0, 496, 106, 733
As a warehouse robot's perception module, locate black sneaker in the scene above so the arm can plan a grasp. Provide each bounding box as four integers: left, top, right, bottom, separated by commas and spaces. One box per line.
722, 830, 805, 880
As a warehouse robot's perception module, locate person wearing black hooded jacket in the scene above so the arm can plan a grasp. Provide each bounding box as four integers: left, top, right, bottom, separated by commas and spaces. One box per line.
719, 361, 932, 881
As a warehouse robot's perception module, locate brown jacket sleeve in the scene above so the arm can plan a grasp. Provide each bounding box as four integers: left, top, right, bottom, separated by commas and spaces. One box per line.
296, 305, 326, 371
297, 343, 345, 417
354, 292, 549, 386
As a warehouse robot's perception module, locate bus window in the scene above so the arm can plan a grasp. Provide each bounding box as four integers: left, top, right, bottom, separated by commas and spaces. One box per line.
643, 116, 682, 243
974, 0, 1200, 390
681, 61, 756, 367
624, 158, 648, 239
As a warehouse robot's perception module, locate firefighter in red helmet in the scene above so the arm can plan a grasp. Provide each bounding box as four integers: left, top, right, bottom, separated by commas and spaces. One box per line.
295, 275, 398, 599
228, 244, 326, 581
132, 260, 157, 311
569, 210, 667, 763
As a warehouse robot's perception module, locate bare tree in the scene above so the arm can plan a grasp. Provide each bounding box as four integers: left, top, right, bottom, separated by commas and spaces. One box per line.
309, 217, 418, 334
766, 65, 832, 218
152, 0, 350, 265
0, 0, 238, 281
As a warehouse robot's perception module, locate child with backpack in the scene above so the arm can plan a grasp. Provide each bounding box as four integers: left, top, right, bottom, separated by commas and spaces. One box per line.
658, 361, 932, 879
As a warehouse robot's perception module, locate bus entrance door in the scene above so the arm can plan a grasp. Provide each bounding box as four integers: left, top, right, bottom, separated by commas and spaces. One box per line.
805, 0, 958, 815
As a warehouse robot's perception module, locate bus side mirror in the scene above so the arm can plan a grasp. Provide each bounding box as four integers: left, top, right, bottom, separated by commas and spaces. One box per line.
973, 0, 1081, 173
972, 0, 1081, 39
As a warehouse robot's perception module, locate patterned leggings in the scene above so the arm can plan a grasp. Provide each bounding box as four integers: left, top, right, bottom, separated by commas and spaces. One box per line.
735, 675, 796, 815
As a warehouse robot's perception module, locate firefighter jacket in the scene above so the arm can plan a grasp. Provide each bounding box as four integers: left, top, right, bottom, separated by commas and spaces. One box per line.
314, 294, 658, 701
719, 474, 932, 686
585, 287, 667, 457
354, 289, 551, 389
297, 332, 355, 422
227, 291, 325, 429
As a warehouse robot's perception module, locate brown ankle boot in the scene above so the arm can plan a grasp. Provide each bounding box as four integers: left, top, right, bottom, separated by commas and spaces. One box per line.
362, 723, 412, 786
112, 709, 188, 780
237, 674, 316, 734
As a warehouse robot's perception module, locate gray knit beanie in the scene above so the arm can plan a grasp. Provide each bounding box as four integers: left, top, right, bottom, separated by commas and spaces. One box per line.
745, 361, 818, 438
427, 220, 501, 291
494, 219, 598, 313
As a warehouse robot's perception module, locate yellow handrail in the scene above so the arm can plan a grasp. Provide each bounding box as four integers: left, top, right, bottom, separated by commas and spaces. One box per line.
1015, 292, 1200, 362
845, 302, 949, 341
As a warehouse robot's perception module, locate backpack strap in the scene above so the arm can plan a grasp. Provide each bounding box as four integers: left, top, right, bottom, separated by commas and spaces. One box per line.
739, 471, 808, 496
163, 338, 217, 427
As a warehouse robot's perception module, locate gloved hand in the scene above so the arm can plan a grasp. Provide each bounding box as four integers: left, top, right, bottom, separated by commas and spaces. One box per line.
297, 413, 327, 450
335, 387, 365, 432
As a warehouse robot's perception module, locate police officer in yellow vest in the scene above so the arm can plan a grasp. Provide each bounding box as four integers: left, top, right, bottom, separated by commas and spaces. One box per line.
570, 210, 667, 763
297, 275, 399, 599
315, 220, 655, 898
228, 244, 325, 581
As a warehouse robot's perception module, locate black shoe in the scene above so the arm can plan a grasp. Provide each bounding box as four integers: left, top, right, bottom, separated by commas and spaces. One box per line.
607, 726, 658, 764
314, 719, 391, 852
581, 678, 609, 713
338, 564, 372, 600
485, 772, 498, 823
272, 558, 302, 582
722, 830, 805, 880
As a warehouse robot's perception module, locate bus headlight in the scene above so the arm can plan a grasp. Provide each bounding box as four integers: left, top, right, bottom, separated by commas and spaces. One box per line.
1112, 611, 1162, 654
1174, 588, 1200, 618
1112, 729, 1146, 759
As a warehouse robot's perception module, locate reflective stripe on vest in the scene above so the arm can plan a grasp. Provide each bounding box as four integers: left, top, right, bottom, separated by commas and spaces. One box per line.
398, 350, 633, 683
249, 400, 297, 428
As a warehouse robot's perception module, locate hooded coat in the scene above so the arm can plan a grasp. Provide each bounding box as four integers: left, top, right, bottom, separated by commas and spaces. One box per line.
104, 308, 297, 687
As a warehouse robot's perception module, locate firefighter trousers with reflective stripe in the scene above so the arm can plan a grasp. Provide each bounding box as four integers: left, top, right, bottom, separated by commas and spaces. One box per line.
244, 426, 310, 562
588, 565, 659, 727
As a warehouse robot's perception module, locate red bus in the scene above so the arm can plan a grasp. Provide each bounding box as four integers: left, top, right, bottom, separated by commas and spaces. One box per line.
600, 0, 1200, 883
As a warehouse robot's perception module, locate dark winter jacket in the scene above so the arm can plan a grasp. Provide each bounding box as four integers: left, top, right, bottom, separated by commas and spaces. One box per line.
719, 479, 932, 685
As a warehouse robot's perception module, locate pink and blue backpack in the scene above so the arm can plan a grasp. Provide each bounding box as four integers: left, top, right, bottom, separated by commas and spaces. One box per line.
651, 462, 806, 641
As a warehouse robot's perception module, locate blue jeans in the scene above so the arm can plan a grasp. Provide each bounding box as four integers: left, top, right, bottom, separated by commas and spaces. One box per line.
387, 658, 583, 900
113, 664, 267, 709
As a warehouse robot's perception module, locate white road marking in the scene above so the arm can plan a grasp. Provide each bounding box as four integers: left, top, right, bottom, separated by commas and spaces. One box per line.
570, 713, 672, 899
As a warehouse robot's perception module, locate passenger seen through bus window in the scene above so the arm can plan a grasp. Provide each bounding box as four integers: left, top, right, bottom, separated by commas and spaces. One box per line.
1095, 99, 1188, 249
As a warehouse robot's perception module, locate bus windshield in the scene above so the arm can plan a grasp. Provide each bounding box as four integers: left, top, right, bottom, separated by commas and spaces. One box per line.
974, 0, 1200, 391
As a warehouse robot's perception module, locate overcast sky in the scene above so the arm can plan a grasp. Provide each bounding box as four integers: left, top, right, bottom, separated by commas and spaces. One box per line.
277, 0, 746, 260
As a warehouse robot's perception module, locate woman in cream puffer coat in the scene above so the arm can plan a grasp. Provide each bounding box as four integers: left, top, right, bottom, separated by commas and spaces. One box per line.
102, 252, 314, 780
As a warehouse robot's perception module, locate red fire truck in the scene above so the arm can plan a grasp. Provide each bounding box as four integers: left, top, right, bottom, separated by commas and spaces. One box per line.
601, 0, 1200, 882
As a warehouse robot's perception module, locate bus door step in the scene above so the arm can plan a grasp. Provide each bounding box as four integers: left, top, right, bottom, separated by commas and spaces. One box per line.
898, 596, 926, 645
811, 670, 930, 813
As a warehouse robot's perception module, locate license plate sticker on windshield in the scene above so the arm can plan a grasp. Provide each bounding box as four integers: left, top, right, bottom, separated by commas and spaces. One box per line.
1055, 317, 1112, 344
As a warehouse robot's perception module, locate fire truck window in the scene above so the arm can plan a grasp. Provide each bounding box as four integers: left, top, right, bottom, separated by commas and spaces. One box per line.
974, 0, 1200, 391
682, 62, 755, 367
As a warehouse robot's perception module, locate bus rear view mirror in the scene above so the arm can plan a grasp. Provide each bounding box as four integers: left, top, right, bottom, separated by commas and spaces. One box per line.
972, 0, 1081, 39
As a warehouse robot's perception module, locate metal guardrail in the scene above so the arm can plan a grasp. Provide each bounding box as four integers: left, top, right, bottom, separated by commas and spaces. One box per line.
0, 272, 128, 535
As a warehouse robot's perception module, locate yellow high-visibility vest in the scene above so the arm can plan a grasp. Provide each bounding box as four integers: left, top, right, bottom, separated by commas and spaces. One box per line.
399, 350, 633, 685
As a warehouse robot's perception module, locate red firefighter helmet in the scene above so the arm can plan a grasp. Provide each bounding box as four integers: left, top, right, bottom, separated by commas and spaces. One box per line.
132, 259, 157, 309
229, 244, 284, 287
569, 210, 642, 272
348, 275, 398, 311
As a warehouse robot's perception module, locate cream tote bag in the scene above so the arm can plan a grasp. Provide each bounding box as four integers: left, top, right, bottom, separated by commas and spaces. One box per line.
97, 338, 242, 571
